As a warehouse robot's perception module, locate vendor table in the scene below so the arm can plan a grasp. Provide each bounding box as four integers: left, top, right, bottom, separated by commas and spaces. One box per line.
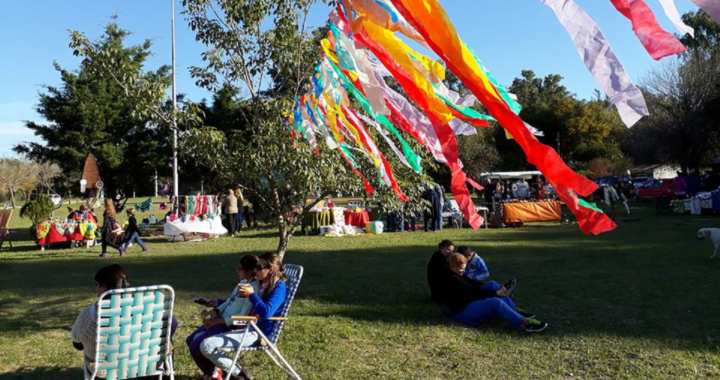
344, 210, 372, 227
164, 215, 227, 237
301, 210, 335, 234
37, 221, 98, 246
503, 201, 562, 224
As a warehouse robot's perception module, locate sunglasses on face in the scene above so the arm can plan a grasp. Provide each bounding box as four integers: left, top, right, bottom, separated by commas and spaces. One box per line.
255, 264, 271, 272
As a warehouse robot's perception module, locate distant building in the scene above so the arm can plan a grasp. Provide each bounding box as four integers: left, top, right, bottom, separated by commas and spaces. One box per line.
632, 164, 680, 179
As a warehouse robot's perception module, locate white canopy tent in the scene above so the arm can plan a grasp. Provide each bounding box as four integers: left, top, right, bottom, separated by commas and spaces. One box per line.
480, 171, 542, 180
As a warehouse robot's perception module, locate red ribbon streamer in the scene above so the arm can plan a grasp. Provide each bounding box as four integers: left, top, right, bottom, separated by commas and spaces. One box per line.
608, 0, 686, 60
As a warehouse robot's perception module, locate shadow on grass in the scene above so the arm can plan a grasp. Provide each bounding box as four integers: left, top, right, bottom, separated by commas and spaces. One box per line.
0, 367, 196, 380
0, 367, 84, 380
1, 209, 719, 354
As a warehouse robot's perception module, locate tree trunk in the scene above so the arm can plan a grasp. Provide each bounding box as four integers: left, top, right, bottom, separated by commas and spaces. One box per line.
9, 188, 16, 208
277, 225, 289, 262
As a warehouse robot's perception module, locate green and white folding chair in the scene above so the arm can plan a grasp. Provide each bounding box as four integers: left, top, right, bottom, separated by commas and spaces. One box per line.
86, 285, 175, 380
226, 264, 304, 380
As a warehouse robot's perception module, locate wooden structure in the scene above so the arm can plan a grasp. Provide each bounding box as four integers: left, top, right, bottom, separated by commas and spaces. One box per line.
82, 154, 102, 190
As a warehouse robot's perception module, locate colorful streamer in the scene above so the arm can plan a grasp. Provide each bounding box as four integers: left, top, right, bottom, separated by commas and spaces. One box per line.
540, 0, 649, 128
388, 0, 616, 235
658, 0, 695, 37
608, 0, 686, 60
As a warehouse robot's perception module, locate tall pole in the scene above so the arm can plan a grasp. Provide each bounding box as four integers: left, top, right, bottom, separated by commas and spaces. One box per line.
171, 0, 179, 213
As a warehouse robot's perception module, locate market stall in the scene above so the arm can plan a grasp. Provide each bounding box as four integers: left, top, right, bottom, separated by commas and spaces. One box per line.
301, 208, 345, 234
36, 220, 99, 248
503, 201, 562, 224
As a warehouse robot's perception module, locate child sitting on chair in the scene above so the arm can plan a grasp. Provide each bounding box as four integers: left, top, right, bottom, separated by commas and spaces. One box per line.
186, 255, 260, 380
456, 246, 517, 297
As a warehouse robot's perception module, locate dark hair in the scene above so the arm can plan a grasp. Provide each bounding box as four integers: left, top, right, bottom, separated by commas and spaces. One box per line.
95, 264, 129, 291
456, 246, 472, 258
239, 254, 259, 272
438, 240, 455, 250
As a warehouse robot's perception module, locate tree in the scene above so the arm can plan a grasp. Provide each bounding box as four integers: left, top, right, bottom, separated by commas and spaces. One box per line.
508, 70, 628, 168
626, 11, 720, 173
0, 158, 41, 208
19, 194, 55, 236
15, 21, 177, 196
181, 0, 431, 259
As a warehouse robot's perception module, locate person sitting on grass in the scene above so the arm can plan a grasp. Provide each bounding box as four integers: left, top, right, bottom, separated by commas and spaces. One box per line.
122, 208, 148, 252
443, 253, 547, 333
200, 252, 288, 380
187, 255, 260, 380
71, 264, 179, 374
456, 246, 516, 297
427, 239, 455, 303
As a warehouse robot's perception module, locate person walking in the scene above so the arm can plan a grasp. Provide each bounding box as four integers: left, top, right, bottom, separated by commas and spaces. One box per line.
122, 208, 148, 252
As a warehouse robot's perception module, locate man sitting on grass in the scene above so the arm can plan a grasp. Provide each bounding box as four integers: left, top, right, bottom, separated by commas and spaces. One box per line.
444, 253, 547, 333
427, 239, 455, 303
456, 246, 516, 297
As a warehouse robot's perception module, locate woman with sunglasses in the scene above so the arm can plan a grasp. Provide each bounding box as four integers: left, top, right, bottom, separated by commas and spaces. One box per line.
187, 255, 260, 380
200, 252, 288, 380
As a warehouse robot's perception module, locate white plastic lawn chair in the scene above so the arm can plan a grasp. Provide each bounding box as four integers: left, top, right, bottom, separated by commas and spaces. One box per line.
85, 285, 175, 380
225, 264, 304, 380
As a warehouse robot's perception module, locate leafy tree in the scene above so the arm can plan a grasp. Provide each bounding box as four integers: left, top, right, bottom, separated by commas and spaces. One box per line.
181, 0, 434, 259
0, 158, 42, 208
626, 11, 720, 173
14, 21, 174, 196
19, 194, 55, 235
508, 70, 627, 168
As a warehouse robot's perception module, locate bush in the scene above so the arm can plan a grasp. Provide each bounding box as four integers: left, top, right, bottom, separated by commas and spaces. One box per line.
19, 194, 55, 236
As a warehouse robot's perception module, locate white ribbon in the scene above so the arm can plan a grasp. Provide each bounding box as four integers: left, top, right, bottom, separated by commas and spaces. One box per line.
658, 0, 695, 37
540, 0, 649, 128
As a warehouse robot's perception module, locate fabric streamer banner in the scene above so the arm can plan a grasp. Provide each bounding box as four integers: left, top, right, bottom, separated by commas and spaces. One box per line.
657, 0, 694, 37
389, 0, 617, 235
607, 0, 686, 59
540, 0, 649, 128
689, 0, 720, 24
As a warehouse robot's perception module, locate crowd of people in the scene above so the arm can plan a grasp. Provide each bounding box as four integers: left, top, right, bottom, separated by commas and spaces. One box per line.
481, 177, 556, 206
71, 252, 288, 380
427, 239, 548, 333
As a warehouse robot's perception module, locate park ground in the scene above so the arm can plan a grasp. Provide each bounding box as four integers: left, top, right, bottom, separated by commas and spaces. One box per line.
0, 199, 719, 379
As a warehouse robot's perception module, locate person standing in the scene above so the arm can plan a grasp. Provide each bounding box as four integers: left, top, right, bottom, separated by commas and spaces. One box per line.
222, 189, 238, 238
234, 188, 245, 233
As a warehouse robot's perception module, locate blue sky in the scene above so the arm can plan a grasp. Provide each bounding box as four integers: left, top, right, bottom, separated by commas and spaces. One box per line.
0, 0, 700, 156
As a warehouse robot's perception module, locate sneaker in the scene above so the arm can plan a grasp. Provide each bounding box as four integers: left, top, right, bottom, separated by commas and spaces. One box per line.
504, 277, 517, 298
211, 367, 223, 380
523, 318, 548, 333
99, 252, 107, 258
118, 247, 125, 256
514, 307, 535, 319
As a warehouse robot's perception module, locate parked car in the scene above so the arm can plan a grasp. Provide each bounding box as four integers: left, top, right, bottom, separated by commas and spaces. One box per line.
631, 177, 651, 189
634, 179, 674, 201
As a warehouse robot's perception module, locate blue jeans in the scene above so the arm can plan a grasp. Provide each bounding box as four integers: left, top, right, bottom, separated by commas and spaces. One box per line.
235, 212, 244, 232
187, 324, 233, 375
123, 232, 147, 251
200, 329, 259, 376
454, 281, 523, 327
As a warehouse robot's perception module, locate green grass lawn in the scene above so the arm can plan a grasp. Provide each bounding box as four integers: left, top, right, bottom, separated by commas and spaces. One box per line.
1, 199, 719, 379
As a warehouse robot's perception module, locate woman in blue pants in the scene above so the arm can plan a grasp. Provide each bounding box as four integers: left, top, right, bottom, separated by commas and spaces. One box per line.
444, 253, 548, 332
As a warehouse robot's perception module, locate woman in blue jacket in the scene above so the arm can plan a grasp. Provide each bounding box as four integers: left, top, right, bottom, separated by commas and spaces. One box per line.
200, 252, 288, 380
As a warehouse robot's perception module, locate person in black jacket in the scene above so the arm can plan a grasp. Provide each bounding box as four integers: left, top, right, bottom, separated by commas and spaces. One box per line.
427, 240, 455, 303
122, 208, 148, 252
444, 253, 548, 333
100, 199, 124, 258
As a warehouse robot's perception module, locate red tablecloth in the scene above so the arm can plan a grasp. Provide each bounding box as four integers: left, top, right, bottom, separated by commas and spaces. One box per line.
37, 223, 94, 245
344, 210, 372, 227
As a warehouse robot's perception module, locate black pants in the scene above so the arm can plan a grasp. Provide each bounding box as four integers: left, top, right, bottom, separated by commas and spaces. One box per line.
225, 213, 236, 235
